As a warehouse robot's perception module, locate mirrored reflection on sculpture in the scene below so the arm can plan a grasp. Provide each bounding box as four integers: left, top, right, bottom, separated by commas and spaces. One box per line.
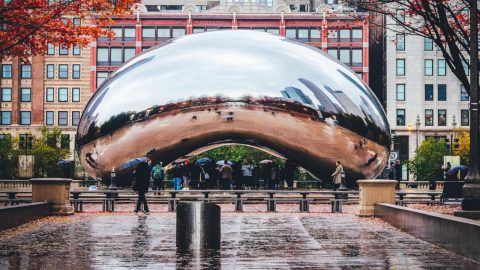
76, 30, 390, 186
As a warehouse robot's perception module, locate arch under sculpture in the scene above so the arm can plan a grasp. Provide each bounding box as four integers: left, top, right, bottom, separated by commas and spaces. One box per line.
76, 30, 390, 186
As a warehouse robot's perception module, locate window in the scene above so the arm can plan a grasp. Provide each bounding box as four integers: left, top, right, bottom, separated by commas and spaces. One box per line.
461, 110, 469, 126
172, 28, 185, 38
97, 71, 109, 86
46, 111, 54, 125
20, 88, 31, 102
396, 84, 405, 101
21, 64, 31, 78
352, 29, 362, 41
193, 27, 205, 34
339, 29, 351, 41
73, 17, 81, 26
58, 88, 68, 102
1, 111, 11, 125
396, 109, 405, 126
297, 28, 309, 41
327, 48, 338, 59
46, 64, 54, 79
396, 34, 405, 51
58, 64, 68, 79
425, 84, 433, 101
157, 27, 170, 38
72, 88, 80, 102
47, 43, 55, 55
46, 88, 54, 102
2, 64, 12, 78
339, 49, 350, 65
424, 59, 433, 76
72, 111, 80, 126
396, 59, 405, 76
142, 27, 155, 39
351, 49, 362, 67
110, 48, 122, 65
124, 27, 135, 40
396, 9, 405, 23
20, 111, 31, 125
438, 59, 446, 76
73, 45, 81, 55
72, 64, 80, 79
461, 85, 469, 101
438, 84, 447, 101
111, 27, 123, 40
124, 48, 135, 62
327, 29, 338, 41
438, 109, 447, 126
463, 59, 469, 75
310, 29, 320, 40
97, 48, 109, 65
1, 88, 12, 102
425, 109, 433, 126
61, 134, 70, 149
58, 111, 68, 126
59, 46, 69, 55
286, 28, 296, 39
424, 38, 433, 51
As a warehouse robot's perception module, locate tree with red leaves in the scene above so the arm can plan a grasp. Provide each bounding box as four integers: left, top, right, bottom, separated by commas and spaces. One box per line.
345, 0, 478, 94
0, 0, 138, 61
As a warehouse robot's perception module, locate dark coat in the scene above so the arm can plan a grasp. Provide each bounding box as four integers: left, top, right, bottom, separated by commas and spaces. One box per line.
133, 162, 151, 193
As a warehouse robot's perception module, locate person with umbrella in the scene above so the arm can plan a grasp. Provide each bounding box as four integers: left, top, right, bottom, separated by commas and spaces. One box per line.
132, 157, 152, 215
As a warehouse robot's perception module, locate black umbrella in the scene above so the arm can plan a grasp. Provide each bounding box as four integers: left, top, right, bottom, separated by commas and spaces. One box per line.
195, 157, 213, 166
120, 157, 147, 170
57, 160, 73, 167
259, 159, 273, 165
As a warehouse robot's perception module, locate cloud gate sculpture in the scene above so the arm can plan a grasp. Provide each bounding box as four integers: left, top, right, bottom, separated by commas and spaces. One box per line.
76, 30, 390, 186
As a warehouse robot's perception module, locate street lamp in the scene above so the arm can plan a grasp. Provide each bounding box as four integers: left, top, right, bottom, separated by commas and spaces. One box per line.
415, 115, 420, 150
451, 115, 457, 155
455, 0, 480, 218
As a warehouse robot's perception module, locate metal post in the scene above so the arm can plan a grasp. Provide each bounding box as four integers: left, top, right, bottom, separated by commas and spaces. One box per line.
108, 167, 117, 190
456, 0, 480, 218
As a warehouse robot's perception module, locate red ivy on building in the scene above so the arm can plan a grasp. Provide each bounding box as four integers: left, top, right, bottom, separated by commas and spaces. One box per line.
0, 0, 138, 62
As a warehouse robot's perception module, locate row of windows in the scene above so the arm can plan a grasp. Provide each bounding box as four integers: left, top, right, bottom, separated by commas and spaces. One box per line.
0, 111, 30, 125
0, 110, 81, 126
45, 64, 81, 79
395, 84, 469, 102
327, 48, 363, 67
0, 88, 31, 102
97, 48, 135, 66
396, 58, 469, 76
47, 44, 81, 56
1, 64, 29, 78
396, 109, 469, 127
395, 36, 435, 51
45, 87, 81, 102
45, 111, 81, 126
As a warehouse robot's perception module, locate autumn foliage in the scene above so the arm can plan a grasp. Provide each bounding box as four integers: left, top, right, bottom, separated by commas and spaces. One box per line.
0, 0, 138, 61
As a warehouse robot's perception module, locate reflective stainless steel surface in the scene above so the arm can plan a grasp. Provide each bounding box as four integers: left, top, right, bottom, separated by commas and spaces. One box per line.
76, 30, 390, 185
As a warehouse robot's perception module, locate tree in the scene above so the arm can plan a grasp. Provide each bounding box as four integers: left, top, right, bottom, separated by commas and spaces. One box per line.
409, 137, 449, 182
194, 145, 283, 165
345, 0, 477, 94
0, 0, 137, 61
31, 127, 70, 177
453, 130, 470, 165
0, 133, 19, 178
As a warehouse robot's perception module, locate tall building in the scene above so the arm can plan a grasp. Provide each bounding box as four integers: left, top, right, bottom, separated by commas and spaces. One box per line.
0, 16, 92, 160
385, 15, 469, 179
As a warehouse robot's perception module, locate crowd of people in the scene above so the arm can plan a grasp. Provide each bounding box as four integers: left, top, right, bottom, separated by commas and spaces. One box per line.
152, 159, 298, 191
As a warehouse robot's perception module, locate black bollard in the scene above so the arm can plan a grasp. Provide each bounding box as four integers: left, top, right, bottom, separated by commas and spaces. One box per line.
176, 202, 221, 250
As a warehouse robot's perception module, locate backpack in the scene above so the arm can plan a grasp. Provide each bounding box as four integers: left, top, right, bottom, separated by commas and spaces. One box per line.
152, 166, 164, 180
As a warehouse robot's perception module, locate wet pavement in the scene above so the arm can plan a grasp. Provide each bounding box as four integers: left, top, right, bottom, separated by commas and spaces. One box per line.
0, 211, 478, 269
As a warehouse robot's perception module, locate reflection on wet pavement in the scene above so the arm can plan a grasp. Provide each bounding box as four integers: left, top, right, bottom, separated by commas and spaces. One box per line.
0, 213, 478, 269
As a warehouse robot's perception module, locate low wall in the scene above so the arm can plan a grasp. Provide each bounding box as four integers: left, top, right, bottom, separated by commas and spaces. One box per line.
375, 203, 480, 261
0, 202, 51, 231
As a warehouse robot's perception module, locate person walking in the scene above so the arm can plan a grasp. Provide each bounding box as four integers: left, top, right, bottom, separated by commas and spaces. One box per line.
331, 161, 343, 191
394, 160, 402, 190
171, 162, 182, 191
387, 161, 396, 180
132, 158, 152, 214
241, 160, 254, 190
218, 162, 233, 190
271, 161, 279, 190
151, 161, 165, 195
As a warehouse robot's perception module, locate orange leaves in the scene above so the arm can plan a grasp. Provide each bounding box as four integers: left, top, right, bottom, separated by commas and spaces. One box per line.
0, 0, 139, 61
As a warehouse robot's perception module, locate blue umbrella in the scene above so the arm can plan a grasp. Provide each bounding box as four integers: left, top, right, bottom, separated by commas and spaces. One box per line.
447, 165, 468, 174
195, 157, 213, 166
120, 157, 147, 170
57, 160, 73, 167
